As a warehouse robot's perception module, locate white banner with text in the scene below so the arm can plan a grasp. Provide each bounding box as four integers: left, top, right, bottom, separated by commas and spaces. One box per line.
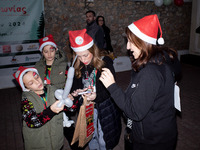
0, 0, 44, 89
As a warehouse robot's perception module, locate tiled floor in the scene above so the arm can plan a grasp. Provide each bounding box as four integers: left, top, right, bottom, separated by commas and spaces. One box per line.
0, 63, 200, 150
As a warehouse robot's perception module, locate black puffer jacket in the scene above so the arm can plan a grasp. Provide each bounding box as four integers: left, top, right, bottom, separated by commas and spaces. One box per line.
96, 97, 122, 149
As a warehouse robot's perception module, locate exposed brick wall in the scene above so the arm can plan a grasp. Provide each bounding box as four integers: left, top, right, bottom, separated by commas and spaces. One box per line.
44, 0, 192, 58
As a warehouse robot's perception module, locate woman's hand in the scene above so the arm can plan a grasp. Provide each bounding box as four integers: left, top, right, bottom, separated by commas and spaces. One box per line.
50, 101, 64, 113
99, 68, 115, 88
84, 92, 96, 101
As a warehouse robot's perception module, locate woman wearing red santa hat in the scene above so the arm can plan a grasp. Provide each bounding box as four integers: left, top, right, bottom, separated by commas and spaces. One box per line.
68, 29, 122, 150
100, 14, 181, 150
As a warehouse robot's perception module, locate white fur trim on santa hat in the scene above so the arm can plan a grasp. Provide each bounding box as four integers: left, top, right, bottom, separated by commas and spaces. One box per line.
71, 40, 94, 52
39, 42, 57, 52
19, 68, 39, 91
128, 23, 157, 45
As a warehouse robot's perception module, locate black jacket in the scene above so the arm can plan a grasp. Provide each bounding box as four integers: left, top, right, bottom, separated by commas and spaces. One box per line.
102, 25, 113, 52
108, 53, 181, 144
86, 21, 105, 50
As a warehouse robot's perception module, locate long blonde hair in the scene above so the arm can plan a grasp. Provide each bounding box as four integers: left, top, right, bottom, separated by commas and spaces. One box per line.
74, 44, 104, 78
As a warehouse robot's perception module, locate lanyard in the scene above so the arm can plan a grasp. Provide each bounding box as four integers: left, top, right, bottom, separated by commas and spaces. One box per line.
39, 89, 47, 109
45, 65, 51, 84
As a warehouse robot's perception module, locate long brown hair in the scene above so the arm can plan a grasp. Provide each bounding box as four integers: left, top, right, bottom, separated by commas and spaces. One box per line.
125, 27, 178, 72
73, 44, 104, 78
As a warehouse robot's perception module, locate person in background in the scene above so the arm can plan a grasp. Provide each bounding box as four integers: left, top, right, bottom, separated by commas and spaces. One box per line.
86, 10, 105, 50
13, 66, 65, 150
35, 34, 79, 150
69, 29, 121, 150
100, 14, 181, 150
96, 15, 114, 59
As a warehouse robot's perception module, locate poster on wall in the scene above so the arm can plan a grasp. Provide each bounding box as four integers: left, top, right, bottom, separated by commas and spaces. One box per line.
0, 0, 44, 89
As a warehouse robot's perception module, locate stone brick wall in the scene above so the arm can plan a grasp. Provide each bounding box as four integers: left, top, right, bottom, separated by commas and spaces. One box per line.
44, 0, 192, 58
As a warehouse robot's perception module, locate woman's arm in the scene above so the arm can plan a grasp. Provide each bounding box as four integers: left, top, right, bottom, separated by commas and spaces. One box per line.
101, 65, 162, 121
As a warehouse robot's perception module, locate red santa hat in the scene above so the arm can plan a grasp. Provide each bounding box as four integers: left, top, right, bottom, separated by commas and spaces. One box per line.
13, 66, 39, 91
68, 29, 94, 52
128, 14, 164, 45
39, 34, 57, 52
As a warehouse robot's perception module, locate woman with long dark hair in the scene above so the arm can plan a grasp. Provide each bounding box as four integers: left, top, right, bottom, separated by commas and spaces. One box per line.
100, 14, 181, 150
96, 16, 114, 58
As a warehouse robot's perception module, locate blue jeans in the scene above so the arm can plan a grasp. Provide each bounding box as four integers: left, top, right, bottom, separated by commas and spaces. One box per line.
88, 108, 107, 150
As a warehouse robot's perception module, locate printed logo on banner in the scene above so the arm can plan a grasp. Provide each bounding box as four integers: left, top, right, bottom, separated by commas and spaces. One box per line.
27, 44, 39, 50
0, 45, 2, 53
11, 56, 17, 63
0, 0, 44, 89
25, 56, 40, 62
3, 45, 11, 53
10, 43, 40, 53
16, 45, 23, 52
